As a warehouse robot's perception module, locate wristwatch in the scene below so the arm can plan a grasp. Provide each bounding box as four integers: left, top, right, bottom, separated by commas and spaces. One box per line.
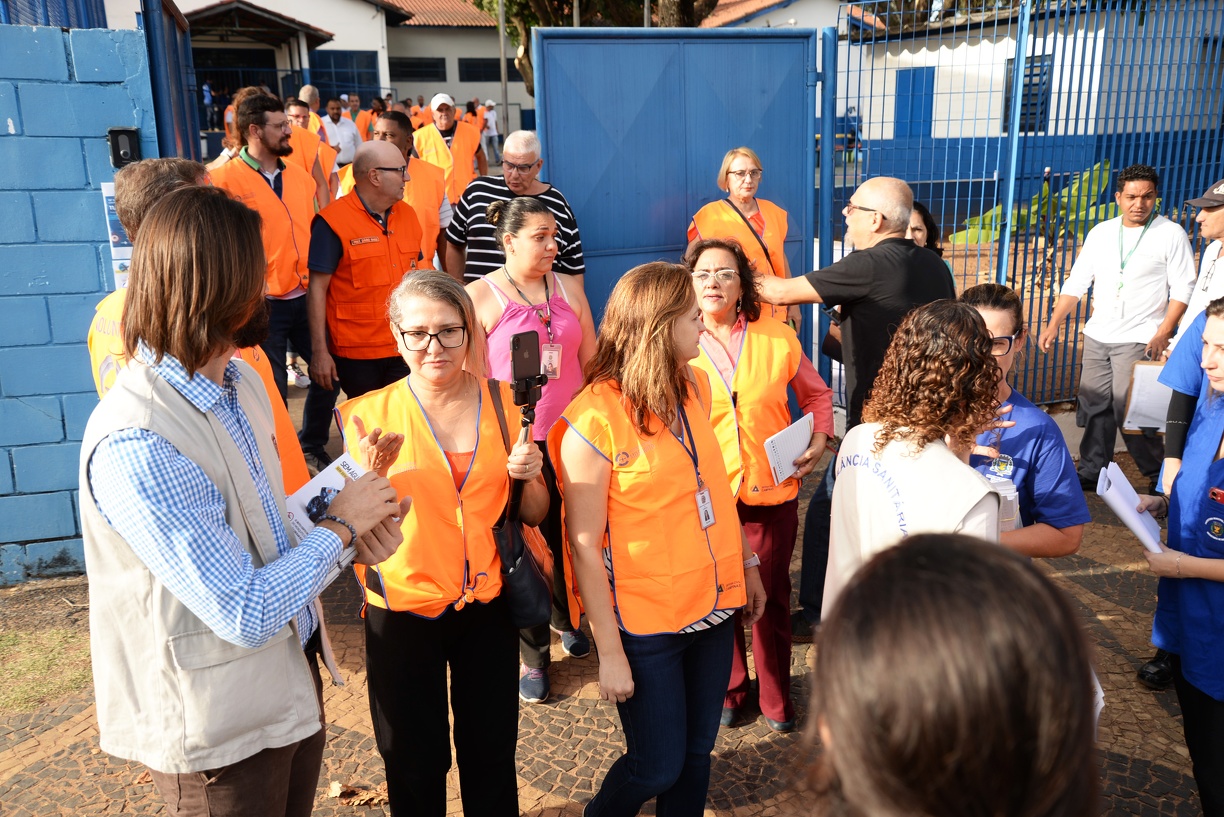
743, 553, 761, 569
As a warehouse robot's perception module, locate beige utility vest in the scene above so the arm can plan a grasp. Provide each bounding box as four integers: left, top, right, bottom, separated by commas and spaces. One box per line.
78, 360, 321, 774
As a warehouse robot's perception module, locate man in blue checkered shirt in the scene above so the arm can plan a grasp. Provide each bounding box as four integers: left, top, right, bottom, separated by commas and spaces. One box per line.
80, 183, 407, 817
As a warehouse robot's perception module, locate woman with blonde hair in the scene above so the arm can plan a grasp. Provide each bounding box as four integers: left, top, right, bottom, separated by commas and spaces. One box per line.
687, 147, 801, 328
825, 299, 1001, 611
551, 262, 765, 816
336, 270, 548, 817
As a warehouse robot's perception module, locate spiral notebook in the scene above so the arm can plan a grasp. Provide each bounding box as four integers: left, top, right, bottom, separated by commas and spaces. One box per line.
764, 413, 814, 485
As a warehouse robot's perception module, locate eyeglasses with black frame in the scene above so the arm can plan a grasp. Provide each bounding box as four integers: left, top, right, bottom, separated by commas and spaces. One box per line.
990, 333, 1020, 356
399, 326, 467, 351
375, 166, 409, 176
503, 159, 540, 173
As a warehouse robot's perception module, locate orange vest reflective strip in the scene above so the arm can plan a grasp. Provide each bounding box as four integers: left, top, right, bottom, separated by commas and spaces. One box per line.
690, 317, 802, 505
337, 159, 443, 266
86, 289, 309, 494
210, 158, 315, 297
413, 122, 482, 203
337, 378, 511, 615
691, 199, 791, 322
317, 193, 423, 358
546, 374, 746, 635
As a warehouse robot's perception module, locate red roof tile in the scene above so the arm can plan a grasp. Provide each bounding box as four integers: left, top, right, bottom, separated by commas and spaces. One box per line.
385, 0, 496, 27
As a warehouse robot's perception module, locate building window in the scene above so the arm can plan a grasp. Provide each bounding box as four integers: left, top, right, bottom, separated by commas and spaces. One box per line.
390, 57, 447, 83
311, 50, 380, 102
1002, 56, 1052, 134
458, 58, 523, 83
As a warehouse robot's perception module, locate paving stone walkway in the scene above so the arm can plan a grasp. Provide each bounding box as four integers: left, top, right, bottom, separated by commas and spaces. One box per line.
0, 453, 1204, 815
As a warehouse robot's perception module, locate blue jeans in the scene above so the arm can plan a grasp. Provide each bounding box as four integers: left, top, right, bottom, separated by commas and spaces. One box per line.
587, 619, 734, 817
797, 458, 836, 623
261, 295, 337, 456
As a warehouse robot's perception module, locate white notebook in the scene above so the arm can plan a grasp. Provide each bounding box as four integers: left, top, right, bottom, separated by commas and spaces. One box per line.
764, 413, 814, 485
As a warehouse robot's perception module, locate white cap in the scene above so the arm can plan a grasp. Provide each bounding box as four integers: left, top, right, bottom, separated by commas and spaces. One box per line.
484, 99, 496, 107
430, 93, 455, 110
339, 93, 349, 102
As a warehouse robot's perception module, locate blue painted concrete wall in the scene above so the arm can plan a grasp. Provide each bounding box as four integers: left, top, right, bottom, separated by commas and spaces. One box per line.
0, 25, 159, 585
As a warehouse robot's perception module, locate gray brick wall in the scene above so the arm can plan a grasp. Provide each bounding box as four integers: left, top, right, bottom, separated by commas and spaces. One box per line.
0, 24, 158, 584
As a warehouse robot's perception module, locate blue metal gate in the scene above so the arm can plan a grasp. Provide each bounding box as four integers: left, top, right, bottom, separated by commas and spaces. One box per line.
143, 0, 200, 161
533, 27, 820, 352
836, 0, 1224, 403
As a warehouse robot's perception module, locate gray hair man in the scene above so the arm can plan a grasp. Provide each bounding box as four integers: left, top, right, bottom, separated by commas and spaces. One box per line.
758, 175, 956, 636
444, 130, 585, 284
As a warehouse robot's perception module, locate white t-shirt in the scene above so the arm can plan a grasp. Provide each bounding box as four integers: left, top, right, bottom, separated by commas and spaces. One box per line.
319, 116, 362, 165
1169, 240, 1223, 351
1059, 215, 1197, 345
825, 422, 1000, 615
484, 108, 499, 137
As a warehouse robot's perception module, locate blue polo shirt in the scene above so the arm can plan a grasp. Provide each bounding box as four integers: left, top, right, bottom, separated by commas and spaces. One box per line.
972, 390, 1091, 530
1160, 309, 1209, 402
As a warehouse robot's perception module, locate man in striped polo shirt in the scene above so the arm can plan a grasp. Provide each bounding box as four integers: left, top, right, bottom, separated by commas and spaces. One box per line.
445, 130, 585, 284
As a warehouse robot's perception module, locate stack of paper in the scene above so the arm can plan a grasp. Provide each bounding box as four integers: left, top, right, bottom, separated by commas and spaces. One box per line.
764, 413, 814, 485
991, 478, 1020, 533
1096, 462, 1163, 554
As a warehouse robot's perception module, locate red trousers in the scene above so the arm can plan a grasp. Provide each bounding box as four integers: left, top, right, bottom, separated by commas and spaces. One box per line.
724, 499, 799, 722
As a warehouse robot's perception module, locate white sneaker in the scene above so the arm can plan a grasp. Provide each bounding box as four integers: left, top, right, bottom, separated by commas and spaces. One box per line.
288, 363, 309, 389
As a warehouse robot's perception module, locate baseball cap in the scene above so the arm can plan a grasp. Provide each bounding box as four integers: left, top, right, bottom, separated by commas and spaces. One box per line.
1187, 179, 1224, 208
430, 93, 455, 110
485, 99, 496, 107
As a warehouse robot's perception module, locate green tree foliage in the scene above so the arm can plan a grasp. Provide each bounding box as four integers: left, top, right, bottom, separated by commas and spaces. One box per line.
470, 0, 718, 96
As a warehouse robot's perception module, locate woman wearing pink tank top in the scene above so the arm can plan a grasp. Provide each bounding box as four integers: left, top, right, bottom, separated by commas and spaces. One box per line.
468, 196, 597, 705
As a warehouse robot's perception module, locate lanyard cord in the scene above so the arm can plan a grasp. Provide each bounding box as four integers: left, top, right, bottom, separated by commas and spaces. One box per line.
502, 267, 553, 343
1117, 214, 1155, 285
673, 404, 704, 487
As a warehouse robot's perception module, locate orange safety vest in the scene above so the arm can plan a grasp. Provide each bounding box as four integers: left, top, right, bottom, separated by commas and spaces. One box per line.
316, 192, 424, 358
317, 140, 337, 181
337, 377, 514, 615
690, 198, 791, 323
338, 158, 445, 266
689, 316, 803, 505
476, 106, 487, 131
86, 289, 310, 494
418, 106, 433, 126
462, 112, 476, 127
308, 111, 323, 135
286, 125, 320, 176
341, 109, 353, 121
413, 121, 482, 204
547, 373, 746, 636
211, 155, 315, 297
355, 108, 375, 141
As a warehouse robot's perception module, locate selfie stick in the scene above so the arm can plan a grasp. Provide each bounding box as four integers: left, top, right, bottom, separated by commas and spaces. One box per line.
507, 371, 548, 522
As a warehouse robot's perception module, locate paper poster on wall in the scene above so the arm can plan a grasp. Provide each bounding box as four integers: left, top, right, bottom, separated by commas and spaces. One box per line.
101, 183, 132, 289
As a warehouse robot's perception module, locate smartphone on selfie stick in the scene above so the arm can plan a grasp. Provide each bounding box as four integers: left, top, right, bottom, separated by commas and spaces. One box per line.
507, 330, 548, 520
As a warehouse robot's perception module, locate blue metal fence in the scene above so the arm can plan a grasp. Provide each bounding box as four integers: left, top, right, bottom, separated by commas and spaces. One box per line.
0, 0, 105, 27
835, 0, 1224, 403
143, 0, 200, 161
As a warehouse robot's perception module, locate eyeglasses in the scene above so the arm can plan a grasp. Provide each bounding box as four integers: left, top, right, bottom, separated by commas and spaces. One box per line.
399, 326, 467, 351
503, 159, 539, 173
728, 169, 763, 180
990, 333, 1020, 356
844, 202, 879, 216
375, 166, 409, 177
691, 269, 738, 284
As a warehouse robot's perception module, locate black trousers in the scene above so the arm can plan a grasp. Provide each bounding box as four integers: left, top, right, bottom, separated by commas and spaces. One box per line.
1173, 654, 1224, 816
365, 597, 519, 817
519, 443, 577, 668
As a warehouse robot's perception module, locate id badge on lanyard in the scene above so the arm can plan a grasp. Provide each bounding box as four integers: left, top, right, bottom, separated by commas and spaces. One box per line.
677, 406, 715, 529
696, 482, 715, 529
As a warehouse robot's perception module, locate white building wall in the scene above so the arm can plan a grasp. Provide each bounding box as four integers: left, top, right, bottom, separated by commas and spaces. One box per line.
723, 0, 839, 30
386, 26, 535, 131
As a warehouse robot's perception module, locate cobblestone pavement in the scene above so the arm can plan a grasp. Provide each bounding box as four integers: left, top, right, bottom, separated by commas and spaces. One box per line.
0, 454, 1204, 815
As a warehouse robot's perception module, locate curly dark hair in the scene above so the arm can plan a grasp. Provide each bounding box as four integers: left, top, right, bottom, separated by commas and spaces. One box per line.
1116, 164, 1159, 193
861, 300, 999, 454
683, 236, 762, 322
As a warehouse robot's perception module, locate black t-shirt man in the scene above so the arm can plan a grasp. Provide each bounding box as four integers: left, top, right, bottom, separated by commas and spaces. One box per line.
805, 237, 955, 427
